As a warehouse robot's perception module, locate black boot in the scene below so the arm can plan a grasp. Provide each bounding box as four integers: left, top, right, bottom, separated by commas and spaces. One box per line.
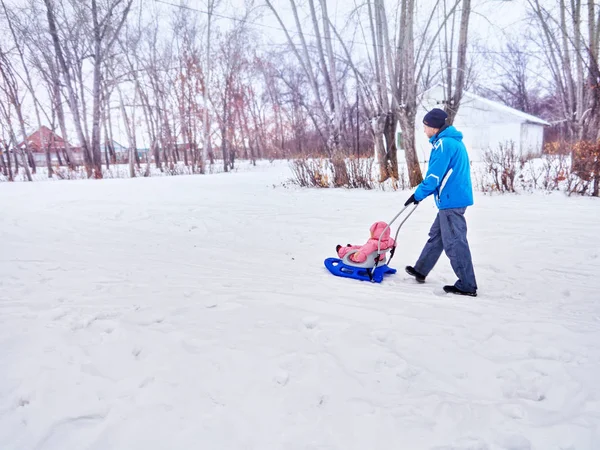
336, 244, 342, 253
405, 266, 426, 283
443, 285, 477, 297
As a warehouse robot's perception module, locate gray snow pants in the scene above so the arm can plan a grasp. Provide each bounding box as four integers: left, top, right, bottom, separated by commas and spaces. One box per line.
414, 207, 478, 292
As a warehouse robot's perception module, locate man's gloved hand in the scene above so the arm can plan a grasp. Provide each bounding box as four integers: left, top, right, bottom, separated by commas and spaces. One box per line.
404, 193, 419, 206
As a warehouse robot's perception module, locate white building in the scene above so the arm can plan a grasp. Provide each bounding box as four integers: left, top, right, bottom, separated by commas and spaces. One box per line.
408, 84, 550, 162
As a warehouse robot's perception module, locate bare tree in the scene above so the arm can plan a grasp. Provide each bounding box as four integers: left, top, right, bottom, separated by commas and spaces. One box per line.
200, 0, 220, 173
19, 0, 77, 169
440, 0, 472, 124
257, 55, 296, 157
336, 0, 464, 186
265, 0, 350, 185
211, 25, 251, 172
88, 0, 134, 177
395, 0, 466, 185
527, 0, 600, 140
41, 0, 133, 178
43, 0, 94, 174
0, 119, 14, 181
118, 14, 164, 170
2, 0, 53, 176
0, 45, 34, 181
171, 6, 205, 171
475, 37, 549, 118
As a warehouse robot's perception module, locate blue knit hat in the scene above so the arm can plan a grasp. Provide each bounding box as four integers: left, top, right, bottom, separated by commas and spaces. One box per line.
423, 108, 448, 129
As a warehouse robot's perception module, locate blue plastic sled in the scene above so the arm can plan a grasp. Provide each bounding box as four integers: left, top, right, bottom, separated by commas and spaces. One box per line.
324, 257, 397, 283
323, 204, 418, 284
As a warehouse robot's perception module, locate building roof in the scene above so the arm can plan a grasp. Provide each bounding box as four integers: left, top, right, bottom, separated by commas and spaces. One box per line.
462, 90, 550, 126
419, 84, 551, 126
18, 125, 77, 152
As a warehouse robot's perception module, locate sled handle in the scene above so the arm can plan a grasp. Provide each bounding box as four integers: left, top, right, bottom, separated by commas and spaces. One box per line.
376, 203, 418, 267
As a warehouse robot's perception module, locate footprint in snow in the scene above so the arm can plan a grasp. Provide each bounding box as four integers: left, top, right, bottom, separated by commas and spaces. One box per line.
274, 370, 289, 386
371, 329, 390, 343
52, 312, 69, 323
498, 404, 526, 420
302, 317, 319, 329
432, 288, 448, 297
498, 370, 547, 402
16, 397, 30, 408
139, 377, 154, 388
504, 384, 546, 402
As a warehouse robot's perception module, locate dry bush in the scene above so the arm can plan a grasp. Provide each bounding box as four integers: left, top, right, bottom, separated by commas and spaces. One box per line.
53, 165, 86, 180
346, 157, 375, 189
288, 155, 377, 189
165, 164, 194, 176
516, 140, 598, 196
570, 140, 600, 196
541, 153, 569, 192
480, 141, 520, 193
289, 158, 330, 188
374, 163, 410, 191
330, 155, 350, 187
397, 163, 409, 190
541, 141, 593, 195
518, 157, 543, 191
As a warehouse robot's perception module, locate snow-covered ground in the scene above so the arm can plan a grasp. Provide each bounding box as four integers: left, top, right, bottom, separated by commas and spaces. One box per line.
1, 161, 599, 450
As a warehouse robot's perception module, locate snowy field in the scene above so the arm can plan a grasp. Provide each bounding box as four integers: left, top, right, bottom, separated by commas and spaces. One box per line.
1, 161, 599, 450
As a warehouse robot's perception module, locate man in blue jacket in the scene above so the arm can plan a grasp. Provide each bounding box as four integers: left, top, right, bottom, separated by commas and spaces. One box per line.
404, 108, 478, 296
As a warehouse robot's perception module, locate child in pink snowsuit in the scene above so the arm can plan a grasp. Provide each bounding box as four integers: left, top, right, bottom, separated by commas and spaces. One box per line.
336, 221, 396, 263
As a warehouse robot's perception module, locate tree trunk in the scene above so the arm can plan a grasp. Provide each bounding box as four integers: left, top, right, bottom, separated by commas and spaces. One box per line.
240, 101, 255, 164
383, 112, 399, 180
56, 146, 63, 167
43, 0, 93, 176
52, 71, 76, 169
102, 96, 111, 170
395, 0, 423, 186
152, 141, 161, 171
115, 82, 136, 177
7, 149, 13, 180
19, 145, 33, 181
587, 0, 600, 140
369, 0, 397, 181
13, 148, 19, 173
134, 76, 159, 170
398, 109, 421, 186
372, 115, 389, 181
221, 106, 229, 173
200, 0, 216, 174
1, 145, 12, 181
446, 0, 471, 124
90, 0, 104, 178
0, 69, 32, 181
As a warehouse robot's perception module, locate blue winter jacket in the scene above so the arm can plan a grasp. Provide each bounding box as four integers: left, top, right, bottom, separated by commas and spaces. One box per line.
414, 125, 474, 210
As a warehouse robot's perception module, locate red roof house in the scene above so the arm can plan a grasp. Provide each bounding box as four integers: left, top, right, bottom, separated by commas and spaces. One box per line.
18, 126, 81, 154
